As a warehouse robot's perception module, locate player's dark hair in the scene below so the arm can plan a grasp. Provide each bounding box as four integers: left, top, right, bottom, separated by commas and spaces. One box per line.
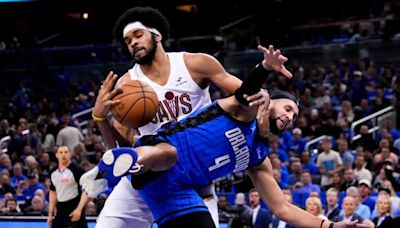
113, 7, 170, 51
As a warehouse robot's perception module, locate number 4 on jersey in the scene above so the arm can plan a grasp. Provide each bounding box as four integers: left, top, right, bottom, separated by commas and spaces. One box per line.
208, 155, 230, 172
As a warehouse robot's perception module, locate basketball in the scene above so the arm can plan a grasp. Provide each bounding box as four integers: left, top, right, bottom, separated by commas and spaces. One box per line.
111, 80, 159, 129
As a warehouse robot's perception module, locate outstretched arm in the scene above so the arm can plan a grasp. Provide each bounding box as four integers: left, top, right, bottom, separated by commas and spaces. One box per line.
247, 158, 369, 228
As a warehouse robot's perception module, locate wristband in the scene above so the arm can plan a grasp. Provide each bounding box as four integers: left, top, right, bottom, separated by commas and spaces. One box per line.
320, 220, 325, 228
92, 113, 107, 122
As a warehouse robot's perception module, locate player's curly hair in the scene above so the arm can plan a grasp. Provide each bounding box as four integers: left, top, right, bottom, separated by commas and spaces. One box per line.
113, 7, 171, 48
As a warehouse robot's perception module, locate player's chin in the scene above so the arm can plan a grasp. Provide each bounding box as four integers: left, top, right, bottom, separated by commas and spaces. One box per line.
277, 121, 286, 131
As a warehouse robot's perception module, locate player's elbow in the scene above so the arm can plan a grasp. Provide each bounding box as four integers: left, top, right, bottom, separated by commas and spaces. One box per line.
154, 143, 177, 171
164, 144, 178, 167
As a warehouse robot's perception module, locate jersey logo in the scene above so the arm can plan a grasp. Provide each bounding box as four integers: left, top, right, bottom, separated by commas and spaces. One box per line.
226, 127, 250, 172
150, 91, 193, 124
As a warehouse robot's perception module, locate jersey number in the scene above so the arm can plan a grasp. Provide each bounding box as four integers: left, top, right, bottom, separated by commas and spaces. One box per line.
208, 155, 230, 172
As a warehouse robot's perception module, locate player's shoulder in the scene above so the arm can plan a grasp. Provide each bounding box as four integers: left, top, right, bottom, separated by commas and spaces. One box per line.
116, 72, 133, 86
184, 52, 222, 73
183, 52, 216, 64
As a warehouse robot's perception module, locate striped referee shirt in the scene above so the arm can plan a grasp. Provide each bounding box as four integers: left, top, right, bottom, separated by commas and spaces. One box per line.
50, 162, 84, 202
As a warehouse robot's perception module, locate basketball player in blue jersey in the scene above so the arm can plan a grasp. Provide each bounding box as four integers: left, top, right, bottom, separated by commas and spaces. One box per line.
82, 45, 369, 228
87, 6, 271, 228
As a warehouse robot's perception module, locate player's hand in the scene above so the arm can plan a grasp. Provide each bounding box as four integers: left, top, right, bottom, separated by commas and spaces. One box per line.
69, 208, 82, 222
92, 71, 122, 118
80, 166, 108, 198
333, 221, 371, 228
258, 45, 292, 78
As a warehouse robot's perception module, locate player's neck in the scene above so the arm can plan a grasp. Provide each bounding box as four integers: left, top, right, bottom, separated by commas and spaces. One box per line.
140, 50, 170, 85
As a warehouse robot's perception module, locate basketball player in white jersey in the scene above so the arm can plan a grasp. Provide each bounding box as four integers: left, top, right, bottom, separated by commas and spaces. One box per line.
90, 7, 270, 228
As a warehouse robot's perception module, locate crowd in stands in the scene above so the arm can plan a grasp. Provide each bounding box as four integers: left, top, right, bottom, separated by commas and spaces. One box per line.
1, 36, 400, 228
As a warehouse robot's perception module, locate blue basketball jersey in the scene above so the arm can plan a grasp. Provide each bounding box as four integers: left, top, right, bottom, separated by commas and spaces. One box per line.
134, 100, 268, 224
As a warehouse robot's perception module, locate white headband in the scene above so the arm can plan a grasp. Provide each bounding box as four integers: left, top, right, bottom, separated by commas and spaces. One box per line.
123, 21, 162, 39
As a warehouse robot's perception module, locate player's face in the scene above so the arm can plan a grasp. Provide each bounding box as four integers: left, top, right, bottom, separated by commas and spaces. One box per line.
269, 99, 299, 134
124, 29, 158, 64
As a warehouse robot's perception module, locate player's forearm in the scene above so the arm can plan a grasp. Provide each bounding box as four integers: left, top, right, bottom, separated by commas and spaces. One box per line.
95, 119, 130, 149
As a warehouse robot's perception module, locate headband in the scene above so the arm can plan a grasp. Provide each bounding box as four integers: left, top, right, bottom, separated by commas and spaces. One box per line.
270, 90, 299, 106
123, 21, 162, 39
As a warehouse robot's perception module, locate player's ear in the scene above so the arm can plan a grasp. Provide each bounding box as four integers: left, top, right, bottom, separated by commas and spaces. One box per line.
156, 35, 162, 42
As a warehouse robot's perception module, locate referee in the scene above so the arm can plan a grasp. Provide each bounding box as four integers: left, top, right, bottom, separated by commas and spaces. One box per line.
48, 145, 89, 228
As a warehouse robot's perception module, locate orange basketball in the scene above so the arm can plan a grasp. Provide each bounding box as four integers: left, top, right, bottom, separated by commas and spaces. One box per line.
111, 80, 158, 129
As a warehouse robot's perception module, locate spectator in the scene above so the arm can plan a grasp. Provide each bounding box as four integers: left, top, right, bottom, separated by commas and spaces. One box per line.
0, 198, 21, 215
230, 192, 252, 228
336, 139, 355, 169
333, 196, 364, 223
0, 173, 16, 195
341, 186, 371, 219
336, 100, 355, 129
351, 125, 375, 152
0, 153, 12, 174
85, 201, 97, 216
340, 168, 358, 192
287, 158, 302, 186
358, 179, 375, 212
292, 170, 321, 194
21, 174, 45, 199
317, 137, 343, 189
372, 194, 393, 228
324, 188, 341, 220
24, 195, 47, 215
217, 196, 232, 223
324, 172, 343, 191
305, 196, 328, 220
353, 155, 372, 183
56, 114, 84, 153
300, 151, 318, 175
289, 128, 307, 157
249, 189, 272, 228
371, 181, 400, 217
9, 163, 27, 189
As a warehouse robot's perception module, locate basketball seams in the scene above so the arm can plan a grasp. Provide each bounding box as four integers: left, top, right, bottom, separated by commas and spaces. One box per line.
111, 80, 158, 128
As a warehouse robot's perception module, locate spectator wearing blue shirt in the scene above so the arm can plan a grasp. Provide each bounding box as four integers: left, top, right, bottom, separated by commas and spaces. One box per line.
289, 128, 307, 157
287, 159, 302, 186
292, 170, 321, 194
21, 174, 45, 199
9, 163, 27, 189
336, 139, 355, 169
358, 179, 375, 212
340, 186, 371, 220
267, 136, 290, 165
301, 151, 319, 175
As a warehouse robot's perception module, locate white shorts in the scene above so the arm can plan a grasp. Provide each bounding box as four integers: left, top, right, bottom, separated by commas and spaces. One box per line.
96, 177, 154, 228
96, 177, 219, 228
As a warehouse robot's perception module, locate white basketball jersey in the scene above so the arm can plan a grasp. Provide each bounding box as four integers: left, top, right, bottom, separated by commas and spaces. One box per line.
128, 52, 212, 135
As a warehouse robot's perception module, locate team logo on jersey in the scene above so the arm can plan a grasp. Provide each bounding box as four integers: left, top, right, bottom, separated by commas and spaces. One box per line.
175, 76, 187, 86
150, 91, 193, 124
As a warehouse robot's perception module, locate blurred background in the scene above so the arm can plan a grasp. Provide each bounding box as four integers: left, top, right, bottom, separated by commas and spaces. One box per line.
1, 0, 400, 227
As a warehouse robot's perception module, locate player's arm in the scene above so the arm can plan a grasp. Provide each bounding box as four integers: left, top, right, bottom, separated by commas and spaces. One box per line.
185, 52, 242, 95
92, 71, 132, 148
247, 158, 369, 228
